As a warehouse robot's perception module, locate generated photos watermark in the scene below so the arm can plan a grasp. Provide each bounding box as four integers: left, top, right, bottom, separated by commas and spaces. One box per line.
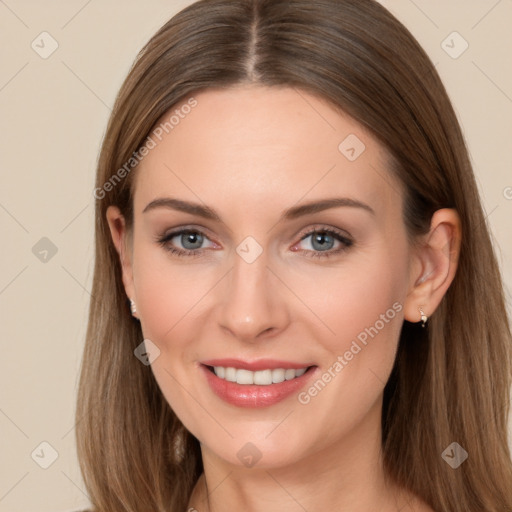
298, 301, 403, 404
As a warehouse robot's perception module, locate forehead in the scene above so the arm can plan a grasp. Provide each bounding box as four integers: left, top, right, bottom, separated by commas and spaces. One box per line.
133, 85, 402, 222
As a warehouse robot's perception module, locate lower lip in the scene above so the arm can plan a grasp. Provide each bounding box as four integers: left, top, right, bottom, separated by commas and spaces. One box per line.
200, 364, 317, 408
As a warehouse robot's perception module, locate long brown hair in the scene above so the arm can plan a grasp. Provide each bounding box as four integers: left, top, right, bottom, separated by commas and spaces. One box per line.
76, 0, 512, 510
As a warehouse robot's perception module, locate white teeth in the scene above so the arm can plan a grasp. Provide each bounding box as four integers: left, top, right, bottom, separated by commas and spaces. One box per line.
236, 369, 254, 385
284, 369, 296, 380
225, 367, 237, 382
271, 368, 285, 383
254, 369, 272, 385
212, 366, 309, 385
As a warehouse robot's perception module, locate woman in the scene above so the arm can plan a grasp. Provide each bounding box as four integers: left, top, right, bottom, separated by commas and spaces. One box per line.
77, 0, 512, 511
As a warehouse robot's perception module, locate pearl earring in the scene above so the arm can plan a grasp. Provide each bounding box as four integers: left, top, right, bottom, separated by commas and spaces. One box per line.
130, 299, 137, 315
419, 306, 428, 328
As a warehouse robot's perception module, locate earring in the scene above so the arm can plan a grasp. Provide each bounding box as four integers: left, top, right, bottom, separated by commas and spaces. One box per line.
419, 306, 428, 328
130, 299, 137, 316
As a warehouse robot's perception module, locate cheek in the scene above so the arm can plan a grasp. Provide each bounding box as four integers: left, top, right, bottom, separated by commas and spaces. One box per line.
131, 249, 213, 428
290, 246, 409, 409
289, 255, 406, 442
131, 243, 232, 428
131, 244, 213, 347
293, 251, 406, 347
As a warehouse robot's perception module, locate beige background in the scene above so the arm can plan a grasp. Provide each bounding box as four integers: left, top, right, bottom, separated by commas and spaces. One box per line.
0, 1, 511, 511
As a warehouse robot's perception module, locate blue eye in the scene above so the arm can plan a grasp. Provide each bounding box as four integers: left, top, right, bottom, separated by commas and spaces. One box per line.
156, 226, 353, 259
294, 228, 352, 258
157, 229, 214, 257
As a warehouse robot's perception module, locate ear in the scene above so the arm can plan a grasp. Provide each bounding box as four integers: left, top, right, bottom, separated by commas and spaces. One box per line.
403, 208, 461, 324
106, 205, 137, 317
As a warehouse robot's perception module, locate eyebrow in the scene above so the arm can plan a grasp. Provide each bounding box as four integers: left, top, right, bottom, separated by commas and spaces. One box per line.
142, 196, 375, 221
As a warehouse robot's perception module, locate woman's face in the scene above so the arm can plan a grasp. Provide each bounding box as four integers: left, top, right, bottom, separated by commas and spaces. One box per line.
118, 85, 419, 468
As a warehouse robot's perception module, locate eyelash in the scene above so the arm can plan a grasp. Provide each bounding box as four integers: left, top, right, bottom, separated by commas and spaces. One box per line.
156, 225, 353, 260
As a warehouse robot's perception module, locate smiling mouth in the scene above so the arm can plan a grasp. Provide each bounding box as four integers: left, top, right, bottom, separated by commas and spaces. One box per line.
204, 365, 316, 386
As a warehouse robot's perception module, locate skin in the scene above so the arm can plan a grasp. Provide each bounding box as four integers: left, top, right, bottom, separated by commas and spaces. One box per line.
107, 84, 461, 512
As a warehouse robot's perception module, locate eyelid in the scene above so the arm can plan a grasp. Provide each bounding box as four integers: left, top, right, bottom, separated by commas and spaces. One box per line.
158, 224, 217, 242
295, 224, 352, 243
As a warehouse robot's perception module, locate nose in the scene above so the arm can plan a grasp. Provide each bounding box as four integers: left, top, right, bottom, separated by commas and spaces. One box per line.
217, 248, 290, 343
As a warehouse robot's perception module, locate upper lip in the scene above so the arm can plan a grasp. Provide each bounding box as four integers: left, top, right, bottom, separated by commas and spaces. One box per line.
201, 358, 315, 371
